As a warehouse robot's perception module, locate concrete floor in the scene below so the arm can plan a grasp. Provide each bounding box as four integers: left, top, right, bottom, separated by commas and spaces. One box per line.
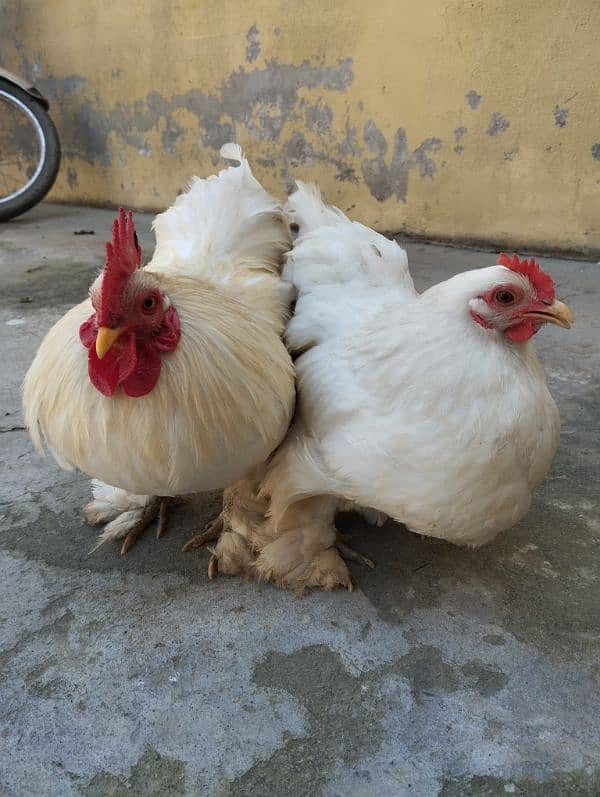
1, 204, 599, 797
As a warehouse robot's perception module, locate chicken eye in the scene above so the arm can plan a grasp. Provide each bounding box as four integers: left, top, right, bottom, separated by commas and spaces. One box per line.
141, 295, 157, 313
495, 289, 515, 305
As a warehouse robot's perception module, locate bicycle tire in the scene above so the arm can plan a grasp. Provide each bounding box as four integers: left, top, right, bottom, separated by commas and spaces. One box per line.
0, 77, 61, 222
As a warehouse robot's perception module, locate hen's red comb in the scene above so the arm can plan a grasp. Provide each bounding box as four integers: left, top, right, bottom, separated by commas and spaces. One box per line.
497, 252, 555, 303
98, 208, 142, 326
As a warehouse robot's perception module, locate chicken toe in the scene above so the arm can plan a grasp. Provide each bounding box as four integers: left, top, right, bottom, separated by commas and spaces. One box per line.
87, 497, 175, 555
181, 515, 224, 552
336, 539, 375, 569
185, 524, 254, 581
156, 499, 170, 539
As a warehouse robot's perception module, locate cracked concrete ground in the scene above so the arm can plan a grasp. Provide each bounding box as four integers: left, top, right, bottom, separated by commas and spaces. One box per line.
1, 204, 599, 796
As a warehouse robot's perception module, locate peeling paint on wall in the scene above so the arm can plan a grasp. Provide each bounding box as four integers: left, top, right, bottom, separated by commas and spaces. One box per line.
245, 25, 261, 63
36, 58, 355, 168
361, 121, 443, 202
281, 130, 359, 191
487, 112, 510, 136
2, 0, 598, 251
304, 100, 334, 134
465, 90, 482, 110
453, 126, 467, 154
66, 167, 78, 188
553, 105, 569, 128
26, 51, 450, 204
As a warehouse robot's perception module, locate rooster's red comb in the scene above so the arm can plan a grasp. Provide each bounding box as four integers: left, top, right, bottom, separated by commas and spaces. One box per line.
497, 252, 555, 303
98, 208, 142, 326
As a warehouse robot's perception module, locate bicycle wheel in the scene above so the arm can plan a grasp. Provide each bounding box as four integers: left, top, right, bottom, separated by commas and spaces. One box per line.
0, 77, 61, 222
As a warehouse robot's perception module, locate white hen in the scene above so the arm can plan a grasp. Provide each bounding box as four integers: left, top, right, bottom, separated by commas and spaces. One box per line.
203, 181, 573, 591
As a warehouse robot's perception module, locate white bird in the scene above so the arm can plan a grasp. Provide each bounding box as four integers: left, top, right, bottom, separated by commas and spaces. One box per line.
23, 144, 295, 554
202, 181, 573, 591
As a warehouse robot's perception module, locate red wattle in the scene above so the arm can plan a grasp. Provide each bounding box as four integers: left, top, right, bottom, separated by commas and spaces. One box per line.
116, 332, 138, 382
505, 320, 536, 342
80, 307, 180, 397
88, 347, 120, 396
79, 315, 97, 347
121, 341, 162, 397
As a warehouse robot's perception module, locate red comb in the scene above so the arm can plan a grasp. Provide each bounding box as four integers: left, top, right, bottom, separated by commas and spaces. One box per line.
98, 208, 142, 326
497, 252, 555, 303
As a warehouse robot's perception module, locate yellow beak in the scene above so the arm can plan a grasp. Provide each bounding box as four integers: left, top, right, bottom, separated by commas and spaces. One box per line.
96, 326, 124, 358
525, 299, 574, 330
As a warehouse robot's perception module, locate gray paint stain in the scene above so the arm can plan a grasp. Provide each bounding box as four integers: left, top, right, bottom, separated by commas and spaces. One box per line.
591, 143, 600, 160
9, 47, 448, 206
362, 125, 408, 202
281, 132, 358, 191
36, 58, 355, 167
36, 72, 84, 97
335, 121, 360, 159
8, 50, 541, 207
66, 167, 78, 188
304, 100, 334, 134
504, 147, 519, 161
161, 116, 184, 154
364, 118, 388, 155
362, 121, 442, 202
245, 24, 261, 63
413, 136, 443, 177
466, 89, 482, 109
487, 112, 510, 136
454, 125, 467, 154
554, 105, 569, 128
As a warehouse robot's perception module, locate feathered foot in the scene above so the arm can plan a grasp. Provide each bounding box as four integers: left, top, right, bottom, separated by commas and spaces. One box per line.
249, 514, 376, 594
182, 513, 254, 580
119, 498, 172, 555
252, 534, 354, 594
182, 475, 267, 580
84, 490, 173, 555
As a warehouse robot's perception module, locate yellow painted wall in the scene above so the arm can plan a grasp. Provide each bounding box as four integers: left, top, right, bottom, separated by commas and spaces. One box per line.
2, 0, 599, 252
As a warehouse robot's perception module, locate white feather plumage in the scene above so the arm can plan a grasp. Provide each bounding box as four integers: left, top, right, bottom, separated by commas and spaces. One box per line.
23, 147, 295, 545
231, 182, 562, 590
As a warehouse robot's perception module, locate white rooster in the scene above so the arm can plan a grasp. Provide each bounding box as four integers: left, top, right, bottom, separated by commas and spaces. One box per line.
23, 145, 295, 554
201, 181, 573, 591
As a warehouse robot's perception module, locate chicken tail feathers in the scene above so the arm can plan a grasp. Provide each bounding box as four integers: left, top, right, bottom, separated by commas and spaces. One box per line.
283, 182, 414, 294
149, 143, 291, 293
219, 142, 244, 164
286, 181, 345, 234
